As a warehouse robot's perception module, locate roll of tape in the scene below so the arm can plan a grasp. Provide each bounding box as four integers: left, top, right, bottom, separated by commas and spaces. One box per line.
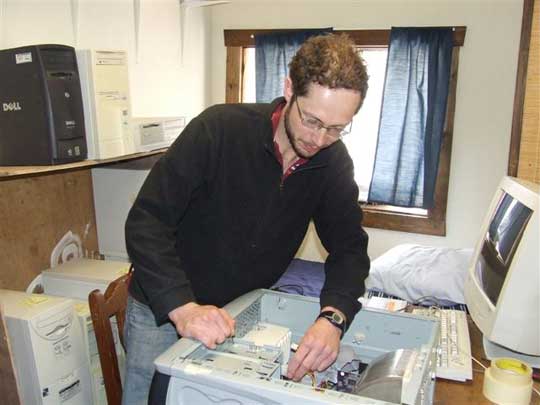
483, 358, 533, 405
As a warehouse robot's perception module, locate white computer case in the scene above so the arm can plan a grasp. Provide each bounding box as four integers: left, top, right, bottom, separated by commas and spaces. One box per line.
76, 49, 134, 160
0, 290, 93, 405
157, 289, 440, 405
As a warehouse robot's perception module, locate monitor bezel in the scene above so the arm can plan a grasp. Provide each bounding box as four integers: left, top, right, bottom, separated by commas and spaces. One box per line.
464, 176, 540, 358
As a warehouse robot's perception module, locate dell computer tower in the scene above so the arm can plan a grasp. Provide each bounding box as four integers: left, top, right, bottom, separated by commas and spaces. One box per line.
0, 44, 87, 165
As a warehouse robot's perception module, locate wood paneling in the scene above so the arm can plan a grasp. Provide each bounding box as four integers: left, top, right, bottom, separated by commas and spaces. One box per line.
517, 0, 540, 183
0, 169, 99, 291
0, 307, 21, 405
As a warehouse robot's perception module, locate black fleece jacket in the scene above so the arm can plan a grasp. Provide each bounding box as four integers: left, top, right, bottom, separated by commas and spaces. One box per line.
126, 98, 370, 326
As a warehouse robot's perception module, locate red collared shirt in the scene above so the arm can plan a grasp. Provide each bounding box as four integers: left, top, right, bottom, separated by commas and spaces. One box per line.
271, 101, 308, 180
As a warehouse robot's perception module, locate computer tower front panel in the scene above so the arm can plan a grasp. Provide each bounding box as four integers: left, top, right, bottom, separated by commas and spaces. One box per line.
39, 46, 87, 164
77, 49, 134, 160
0, 46, 51, 165
2, 293, 93, 404
0, 44, 87, 165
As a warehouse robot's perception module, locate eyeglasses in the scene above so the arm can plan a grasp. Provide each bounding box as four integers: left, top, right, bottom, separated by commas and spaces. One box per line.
294, 96, 353, 140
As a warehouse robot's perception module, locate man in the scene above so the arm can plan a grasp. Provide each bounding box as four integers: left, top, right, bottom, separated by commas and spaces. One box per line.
123, 33, 370, 404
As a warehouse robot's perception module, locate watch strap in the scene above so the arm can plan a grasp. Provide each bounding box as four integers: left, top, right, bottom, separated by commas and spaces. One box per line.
317, 310, 347, 335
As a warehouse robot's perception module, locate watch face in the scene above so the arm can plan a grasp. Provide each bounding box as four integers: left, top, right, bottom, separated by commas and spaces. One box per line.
318, 311, 346, 336
331, 312, 344, 324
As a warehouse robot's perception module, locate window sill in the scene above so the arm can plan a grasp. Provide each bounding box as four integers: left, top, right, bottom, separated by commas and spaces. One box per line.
361, 204, 446, 236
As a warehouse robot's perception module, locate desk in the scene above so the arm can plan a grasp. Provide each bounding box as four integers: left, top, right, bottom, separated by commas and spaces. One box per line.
435, 316, 540, 404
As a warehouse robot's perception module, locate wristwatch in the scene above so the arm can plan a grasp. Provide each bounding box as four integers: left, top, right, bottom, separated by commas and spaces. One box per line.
317, 310, 347, 335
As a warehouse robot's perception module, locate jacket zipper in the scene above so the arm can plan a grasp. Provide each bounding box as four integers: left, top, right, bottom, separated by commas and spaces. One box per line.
280, 163, 326, 191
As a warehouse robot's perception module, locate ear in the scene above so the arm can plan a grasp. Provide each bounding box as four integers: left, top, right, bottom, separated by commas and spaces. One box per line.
283, 77, 294, 102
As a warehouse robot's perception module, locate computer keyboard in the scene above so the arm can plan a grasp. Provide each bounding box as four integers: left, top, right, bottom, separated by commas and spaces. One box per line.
412, 307, 473, 381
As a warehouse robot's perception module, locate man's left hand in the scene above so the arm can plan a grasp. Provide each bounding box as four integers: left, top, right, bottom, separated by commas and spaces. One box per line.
286, 309, 343, 381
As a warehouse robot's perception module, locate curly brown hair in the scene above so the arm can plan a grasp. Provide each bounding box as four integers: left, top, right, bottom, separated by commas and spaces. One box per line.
289, 33, 369, 110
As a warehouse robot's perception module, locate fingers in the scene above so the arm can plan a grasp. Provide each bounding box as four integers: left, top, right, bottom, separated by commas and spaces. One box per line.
288, 340, 336, 381
218, 308, 236, 336
287, 343, 309, 380
316, 349, 337, 372
196, 307, 235, 347
171, 304, 235, 348
206, 307, 233, 341
287, 345, 319, 381
287, 320, 341, 381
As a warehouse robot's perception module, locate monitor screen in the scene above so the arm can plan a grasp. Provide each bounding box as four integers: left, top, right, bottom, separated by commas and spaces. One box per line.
474, 192, 533, 305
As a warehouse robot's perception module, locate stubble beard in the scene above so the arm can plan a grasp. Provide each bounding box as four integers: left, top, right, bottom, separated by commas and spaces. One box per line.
284, 106, 312, 160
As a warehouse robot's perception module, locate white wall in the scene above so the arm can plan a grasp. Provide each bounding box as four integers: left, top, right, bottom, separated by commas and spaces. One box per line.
0, 0, 524, 263
0, 0, 211, 120
208, 0, 524, 261
0, 0, 212, 258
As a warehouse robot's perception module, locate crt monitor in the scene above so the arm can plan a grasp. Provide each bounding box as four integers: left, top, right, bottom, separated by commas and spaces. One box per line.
464, 176, 539, 367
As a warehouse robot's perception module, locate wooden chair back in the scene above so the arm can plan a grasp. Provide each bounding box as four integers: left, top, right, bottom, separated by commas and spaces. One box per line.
89, 270, 132, 405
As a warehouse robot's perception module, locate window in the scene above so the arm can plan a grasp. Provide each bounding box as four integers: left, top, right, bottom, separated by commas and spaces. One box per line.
224, 28, 465, 236
243, 47, 386, 202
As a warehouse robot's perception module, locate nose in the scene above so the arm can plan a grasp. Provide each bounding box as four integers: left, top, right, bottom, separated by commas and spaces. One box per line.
311, 128, 328, 147
313, 127, 336, 148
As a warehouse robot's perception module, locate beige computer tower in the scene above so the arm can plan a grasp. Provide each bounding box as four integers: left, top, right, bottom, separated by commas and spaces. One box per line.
40, 259, 130, 404
0, 290, 93, 405
74, 301, 126, 405
77, 49, 134, 159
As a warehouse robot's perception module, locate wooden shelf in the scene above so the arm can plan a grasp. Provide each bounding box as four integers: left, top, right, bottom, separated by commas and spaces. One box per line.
0, 149, 167, 180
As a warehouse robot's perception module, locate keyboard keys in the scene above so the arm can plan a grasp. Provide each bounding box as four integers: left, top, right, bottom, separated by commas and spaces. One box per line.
412, 308, 473, 381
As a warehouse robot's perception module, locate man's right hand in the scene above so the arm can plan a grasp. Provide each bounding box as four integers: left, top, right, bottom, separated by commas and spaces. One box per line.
168, 302, 235, 349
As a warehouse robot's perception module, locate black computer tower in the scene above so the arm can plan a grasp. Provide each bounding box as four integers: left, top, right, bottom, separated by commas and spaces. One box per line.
0, 44, 87, 165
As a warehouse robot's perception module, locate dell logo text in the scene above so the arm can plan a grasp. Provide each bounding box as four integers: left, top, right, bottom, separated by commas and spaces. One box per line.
2, 102, 22, 112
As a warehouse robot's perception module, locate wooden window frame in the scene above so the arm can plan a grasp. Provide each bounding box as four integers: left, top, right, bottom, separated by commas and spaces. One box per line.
508, 0, 535, 177
224, 28, 466, 236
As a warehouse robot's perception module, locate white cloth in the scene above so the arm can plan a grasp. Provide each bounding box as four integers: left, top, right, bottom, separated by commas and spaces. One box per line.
365, 244, 473, 305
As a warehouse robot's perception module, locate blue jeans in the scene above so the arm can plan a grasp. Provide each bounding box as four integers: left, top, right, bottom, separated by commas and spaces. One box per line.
122, 295, 179, 405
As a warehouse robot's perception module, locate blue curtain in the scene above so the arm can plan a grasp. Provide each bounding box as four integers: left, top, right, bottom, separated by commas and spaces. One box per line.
368, 27, 453, 209
255, 29, 332, 103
